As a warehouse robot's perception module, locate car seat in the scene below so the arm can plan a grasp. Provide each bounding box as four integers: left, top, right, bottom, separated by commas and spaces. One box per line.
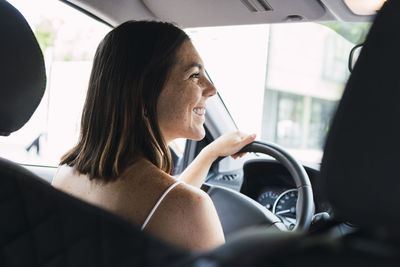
0, 1, 187, 266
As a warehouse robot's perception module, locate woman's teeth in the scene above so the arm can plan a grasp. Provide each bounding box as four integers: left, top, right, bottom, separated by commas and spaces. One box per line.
193, 108, 206, 115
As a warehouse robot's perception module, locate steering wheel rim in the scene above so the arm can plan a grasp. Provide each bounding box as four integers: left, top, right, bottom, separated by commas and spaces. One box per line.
206, 141, 314, 234
238, 141, 314, 232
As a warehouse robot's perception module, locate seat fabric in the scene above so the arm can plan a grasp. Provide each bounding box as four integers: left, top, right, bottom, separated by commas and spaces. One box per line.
0, 0, 46, 136
0, 157, 187, 267
320, 0, 400, 236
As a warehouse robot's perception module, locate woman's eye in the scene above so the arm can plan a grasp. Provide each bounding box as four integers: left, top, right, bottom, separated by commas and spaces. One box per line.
189, 73, 200, 79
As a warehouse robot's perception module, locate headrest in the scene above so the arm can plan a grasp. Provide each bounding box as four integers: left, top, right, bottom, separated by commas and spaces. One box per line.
0, 1, 46, 136
320, 0, 400, 236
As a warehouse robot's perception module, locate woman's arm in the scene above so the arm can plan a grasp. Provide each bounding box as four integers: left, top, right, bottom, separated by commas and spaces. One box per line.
178, 131, 256, 187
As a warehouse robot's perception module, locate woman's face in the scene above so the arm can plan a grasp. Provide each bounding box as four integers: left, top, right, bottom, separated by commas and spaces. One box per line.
157, 40, 217, 143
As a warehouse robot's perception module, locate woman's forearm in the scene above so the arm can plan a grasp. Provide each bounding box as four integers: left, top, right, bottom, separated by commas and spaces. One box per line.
178, 146, 217, 187
177, 131, 256, 187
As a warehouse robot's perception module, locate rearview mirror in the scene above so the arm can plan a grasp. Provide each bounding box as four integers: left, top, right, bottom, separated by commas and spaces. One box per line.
348, 43, 363, 72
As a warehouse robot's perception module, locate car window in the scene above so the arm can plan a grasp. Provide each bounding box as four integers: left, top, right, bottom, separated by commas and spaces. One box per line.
0, 0, 110, 166
0, 0, 189, 168
187, 22, 370, 164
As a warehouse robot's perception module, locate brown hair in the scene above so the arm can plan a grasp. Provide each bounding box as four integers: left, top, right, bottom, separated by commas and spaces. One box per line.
60, 21, 190, 182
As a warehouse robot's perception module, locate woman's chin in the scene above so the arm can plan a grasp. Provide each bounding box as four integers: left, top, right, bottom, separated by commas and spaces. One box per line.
187, 128, 206, 141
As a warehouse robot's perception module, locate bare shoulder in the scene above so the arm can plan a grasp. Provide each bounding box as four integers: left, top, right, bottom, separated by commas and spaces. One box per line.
51, 164, 69, 187
52, 164, 87, 191
169, 182, 214, 210
145, 182, 225, 251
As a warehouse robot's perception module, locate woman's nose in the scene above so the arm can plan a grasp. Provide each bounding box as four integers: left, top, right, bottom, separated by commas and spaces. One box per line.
202, 78, 217, 97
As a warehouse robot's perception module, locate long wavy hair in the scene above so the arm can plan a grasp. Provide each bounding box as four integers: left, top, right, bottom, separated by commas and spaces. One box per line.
60, 21, 190, 182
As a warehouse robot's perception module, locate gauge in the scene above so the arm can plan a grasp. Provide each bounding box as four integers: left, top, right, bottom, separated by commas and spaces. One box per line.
272, 189, 298, 219
257, 190, 279, 211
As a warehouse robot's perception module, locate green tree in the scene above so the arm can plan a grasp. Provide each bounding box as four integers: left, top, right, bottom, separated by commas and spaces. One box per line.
34, 19, 56, 52
320, 22, 371, 44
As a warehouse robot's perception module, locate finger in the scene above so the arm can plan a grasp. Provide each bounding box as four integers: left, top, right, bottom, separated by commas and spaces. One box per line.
243, 133, 256, 144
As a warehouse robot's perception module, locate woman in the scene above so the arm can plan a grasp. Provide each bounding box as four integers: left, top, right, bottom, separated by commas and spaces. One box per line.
52, 21, 255, 251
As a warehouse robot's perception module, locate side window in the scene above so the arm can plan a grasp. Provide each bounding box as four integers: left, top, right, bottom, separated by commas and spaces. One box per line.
0, 0, 110, 166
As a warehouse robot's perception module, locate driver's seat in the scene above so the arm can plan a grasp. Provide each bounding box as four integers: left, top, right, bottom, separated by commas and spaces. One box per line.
0, 2, 188, 266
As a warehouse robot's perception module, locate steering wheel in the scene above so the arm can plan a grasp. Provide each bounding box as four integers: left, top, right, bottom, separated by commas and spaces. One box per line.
203, 141, 314, 237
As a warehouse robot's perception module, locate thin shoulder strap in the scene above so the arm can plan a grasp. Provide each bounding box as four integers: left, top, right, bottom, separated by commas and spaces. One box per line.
141, 181, 181, 230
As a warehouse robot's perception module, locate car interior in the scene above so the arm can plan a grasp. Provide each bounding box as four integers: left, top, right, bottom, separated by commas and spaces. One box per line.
1, 0, 400, 266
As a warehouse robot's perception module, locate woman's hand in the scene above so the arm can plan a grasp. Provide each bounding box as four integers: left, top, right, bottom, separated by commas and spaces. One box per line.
203, 131, 256, 161
178, 131, 256, 188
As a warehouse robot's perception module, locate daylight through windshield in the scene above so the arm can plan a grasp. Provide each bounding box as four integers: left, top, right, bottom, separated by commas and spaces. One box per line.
187, 22, 370, 164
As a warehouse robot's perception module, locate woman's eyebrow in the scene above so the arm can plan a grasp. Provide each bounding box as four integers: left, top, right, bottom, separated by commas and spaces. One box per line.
184, 63, 203, 73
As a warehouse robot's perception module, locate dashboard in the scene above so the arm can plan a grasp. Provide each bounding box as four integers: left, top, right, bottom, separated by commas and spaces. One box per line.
239, 158, 330, 228
206, 156, 331, 231
257, 187, 298, 229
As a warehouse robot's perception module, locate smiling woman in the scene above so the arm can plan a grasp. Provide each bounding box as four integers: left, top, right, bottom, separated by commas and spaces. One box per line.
1, 0, 256, 251
51, 20, 255, 251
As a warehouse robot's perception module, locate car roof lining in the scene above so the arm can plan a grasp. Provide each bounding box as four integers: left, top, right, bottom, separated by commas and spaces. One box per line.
63, 0, 156, 27
60, 0, 115, 28
65, 0, 374, 27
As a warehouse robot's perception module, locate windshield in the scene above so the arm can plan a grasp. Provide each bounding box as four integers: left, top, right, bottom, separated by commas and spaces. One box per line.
187, 22, 370, 164
0, 3, 370, 168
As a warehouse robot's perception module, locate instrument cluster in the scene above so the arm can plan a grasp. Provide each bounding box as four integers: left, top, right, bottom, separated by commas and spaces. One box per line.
257, 187, 298, 229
